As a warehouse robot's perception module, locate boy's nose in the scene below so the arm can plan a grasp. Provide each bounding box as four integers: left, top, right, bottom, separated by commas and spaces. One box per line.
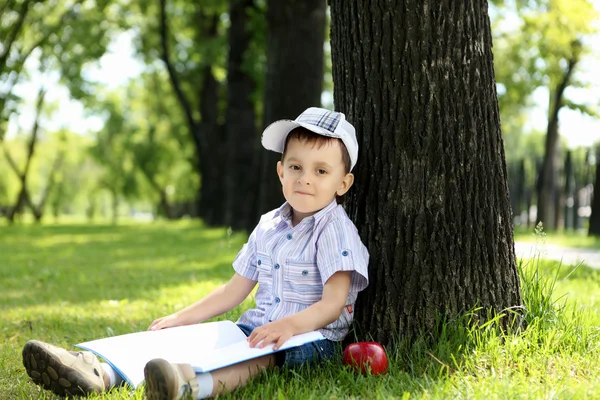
297, 174, 310, 185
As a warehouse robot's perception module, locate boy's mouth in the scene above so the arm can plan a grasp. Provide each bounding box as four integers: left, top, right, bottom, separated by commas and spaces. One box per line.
295, 191, 313, 196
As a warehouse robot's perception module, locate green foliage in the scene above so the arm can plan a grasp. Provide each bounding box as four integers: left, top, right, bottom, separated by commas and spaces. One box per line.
127, 0, 230, 121
0, 128, 104, 218
491, 0, 599, 161
88, 71, 199, 216
0, 0, 122, 133
45, 131, 103, 218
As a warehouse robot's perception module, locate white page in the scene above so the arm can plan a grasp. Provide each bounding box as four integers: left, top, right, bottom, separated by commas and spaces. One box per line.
192, 330, 325, 373
76, 321, 246, 388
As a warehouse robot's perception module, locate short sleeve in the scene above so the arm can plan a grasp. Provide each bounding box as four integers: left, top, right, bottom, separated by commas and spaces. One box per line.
232, 226, 259, 281
316, 219, 369, 293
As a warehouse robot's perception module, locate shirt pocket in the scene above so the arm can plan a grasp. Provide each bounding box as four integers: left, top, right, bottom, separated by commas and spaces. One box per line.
283, 259, 323, 304
256, 251, 273, 286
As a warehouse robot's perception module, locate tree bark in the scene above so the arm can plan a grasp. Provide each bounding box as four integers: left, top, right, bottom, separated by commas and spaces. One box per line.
224, 0, 259, 231
256, 0, 326, 220
330, 0, 522, 343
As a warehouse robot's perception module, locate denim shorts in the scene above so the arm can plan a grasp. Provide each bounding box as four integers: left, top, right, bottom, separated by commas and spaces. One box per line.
237, 323, 336, 368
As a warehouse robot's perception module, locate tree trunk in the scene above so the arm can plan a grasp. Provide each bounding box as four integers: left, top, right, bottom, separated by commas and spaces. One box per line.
588, 146, 600, 235
159, 1, 224, 226
256, 0, 326, 220
564, 151, 573, 230
514, 159, 525, 225
536, 51, 578, 230
6, 185, 32, 223
224, 0, 259, 231
330, 0, 522, 343
111, 190, 119, 225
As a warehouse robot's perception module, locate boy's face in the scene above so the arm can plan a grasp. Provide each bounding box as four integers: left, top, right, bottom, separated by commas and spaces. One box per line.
277, 137, 354, 222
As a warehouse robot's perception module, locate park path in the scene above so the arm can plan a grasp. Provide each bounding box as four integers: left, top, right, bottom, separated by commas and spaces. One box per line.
514, 241, 600, 269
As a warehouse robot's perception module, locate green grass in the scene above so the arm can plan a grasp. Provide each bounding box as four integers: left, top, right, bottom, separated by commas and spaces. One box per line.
514, 225, 600, 249
1, 223, 600, 399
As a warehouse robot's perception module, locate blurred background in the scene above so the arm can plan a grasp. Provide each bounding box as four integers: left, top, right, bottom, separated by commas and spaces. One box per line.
1, 0, 599, 234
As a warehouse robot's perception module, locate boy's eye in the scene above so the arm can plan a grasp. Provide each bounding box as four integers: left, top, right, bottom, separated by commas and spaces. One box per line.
317, 169, 327, 175
289, 165, 301, 171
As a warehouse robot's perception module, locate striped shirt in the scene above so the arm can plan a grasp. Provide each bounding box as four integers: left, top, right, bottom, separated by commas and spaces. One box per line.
233, 199, 369, 341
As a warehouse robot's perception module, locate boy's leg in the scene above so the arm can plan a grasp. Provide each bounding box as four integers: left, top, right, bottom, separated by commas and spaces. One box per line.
210, 353, 276, 397
22, 340, 109, 396
144, 354, 276, 400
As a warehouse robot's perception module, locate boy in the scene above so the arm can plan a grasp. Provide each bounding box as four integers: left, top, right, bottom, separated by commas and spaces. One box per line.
22, 107, 369, 399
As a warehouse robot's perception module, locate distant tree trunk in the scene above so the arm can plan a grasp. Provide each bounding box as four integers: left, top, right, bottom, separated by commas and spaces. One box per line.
588, 146, 600, 235
86, 198, 97, 222
32, 150, 65, 223
537, 45, 579, 230
159, 0, 224, 226
7, 187, 34, 223
255, 0, 326, 221
224, 0, 259, 231
564, 151, 573, 230
110, 189, 119, 225
3, 88, 45, 223
330, 0, 522, 343
554, 155, 565, 230
513, 159, 525, 225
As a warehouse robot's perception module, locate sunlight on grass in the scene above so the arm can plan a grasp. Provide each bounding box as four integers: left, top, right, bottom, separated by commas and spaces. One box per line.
514, 225, 600, 249
1, 223, 600, 399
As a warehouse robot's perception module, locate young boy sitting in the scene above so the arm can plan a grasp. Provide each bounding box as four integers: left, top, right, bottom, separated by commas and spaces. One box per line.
22, 107, 370, 399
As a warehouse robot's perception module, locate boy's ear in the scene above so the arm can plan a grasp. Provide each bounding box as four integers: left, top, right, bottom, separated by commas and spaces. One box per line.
277, 161, 284, 183
337, 173, 354, 196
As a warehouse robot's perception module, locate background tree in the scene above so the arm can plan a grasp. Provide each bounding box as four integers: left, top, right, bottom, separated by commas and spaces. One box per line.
330, 0, 522, 343
255, 0, 327, 222
588, 146, 600, 235
89, 96, 141, 224
492, 0, 598, 230
129, 0, 265, 227
2, 87, 46, 222
0, 0, 119, 139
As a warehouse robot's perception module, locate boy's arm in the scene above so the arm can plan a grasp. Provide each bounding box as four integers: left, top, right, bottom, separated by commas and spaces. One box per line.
149, 273, 257, 330
247, 271, 351, 349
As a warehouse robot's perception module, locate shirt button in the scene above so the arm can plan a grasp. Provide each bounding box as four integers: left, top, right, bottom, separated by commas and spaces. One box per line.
302, 270, 308, 276
257, 259, 262, 265
275, 297, 280, 303
287, 233, 293, 240
342, 250, 349, 257
274, 263, 280, 270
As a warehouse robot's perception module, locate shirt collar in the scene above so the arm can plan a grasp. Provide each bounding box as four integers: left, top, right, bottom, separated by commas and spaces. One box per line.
275, 199, 338, 226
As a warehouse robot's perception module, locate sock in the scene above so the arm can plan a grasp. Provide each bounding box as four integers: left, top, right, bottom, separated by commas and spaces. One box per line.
194, 372, 213, 399
101, 362, 123, 387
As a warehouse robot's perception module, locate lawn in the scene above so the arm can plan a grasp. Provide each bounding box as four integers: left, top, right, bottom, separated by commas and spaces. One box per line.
514, 225, 600, 249
1, 222, 599, 399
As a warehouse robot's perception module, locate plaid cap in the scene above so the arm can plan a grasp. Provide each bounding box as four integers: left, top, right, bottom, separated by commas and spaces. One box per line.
296, 108, 342, 135
261, 107, 359, 170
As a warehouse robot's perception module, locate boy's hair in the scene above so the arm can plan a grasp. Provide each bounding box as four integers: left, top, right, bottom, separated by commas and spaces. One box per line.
282, 127, 352, 204
282, 127, 352, 174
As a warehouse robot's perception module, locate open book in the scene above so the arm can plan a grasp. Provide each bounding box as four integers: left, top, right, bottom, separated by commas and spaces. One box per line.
75, 320, 324, 389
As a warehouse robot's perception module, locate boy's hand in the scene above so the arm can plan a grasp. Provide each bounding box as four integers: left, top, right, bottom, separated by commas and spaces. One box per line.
247, 319, 295, 350
148, 314, 182, 331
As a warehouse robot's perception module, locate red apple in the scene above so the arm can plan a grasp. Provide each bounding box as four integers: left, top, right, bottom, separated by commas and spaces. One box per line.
343, 341, 389, 375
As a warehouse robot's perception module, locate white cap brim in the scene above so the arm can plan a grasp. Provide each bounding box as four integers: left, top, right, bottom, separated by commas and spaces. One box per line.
261, 119, 336, 153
